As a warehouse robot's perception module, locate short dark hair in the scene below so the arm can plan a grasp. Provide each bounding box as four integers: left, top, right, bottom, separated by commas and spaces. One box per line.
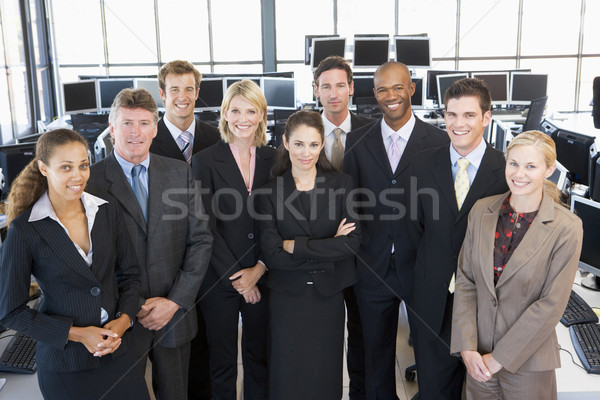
443, 77, 492, 114
109, 88, 159, 125
313, 56, 353, 86
158, 60, 202, 92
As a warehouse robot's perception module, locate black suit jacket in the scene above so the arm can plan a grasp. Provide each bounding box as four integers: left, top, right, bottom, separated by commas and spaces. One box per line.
86, 152, 213, 349
350, 111, 375, 131
409, 143, 508, 335
257, 169, 360, 296
0, 201, 141, 372
150, 117, 220, 162
343, 116, 449, 299
192, 141, 275, 290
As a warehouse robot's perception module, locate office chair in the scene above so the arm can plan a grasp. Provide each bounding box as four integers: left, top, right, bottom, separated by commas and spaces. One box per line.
521, 96, 548, 132
269, 109, 297, 148
593, 77, 600, 129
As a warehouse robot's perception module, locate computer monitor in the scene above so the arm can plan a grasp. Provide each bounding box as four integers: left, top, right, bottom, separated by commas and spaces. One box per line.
305, 35, 341, 66
471, 72, 509, 105
436, 73, 469, 107
262, 77, 296, 110
96, 78, 135, 111
426, 70, 463, 103
353, 36, 389, 68
510, 72, 548, 105
547, 159, 569, 194
411, 77, 424, 109
352, 75, 375, 105
134, 78, 164, 109
0, 142, 37, 200
310, 37, 346, 70
553, 129, 596, 185
394, 36, 431, 69
62, 80, 98, 114
195, 78, 225, 110
224, 77, 261, 89
570, 196, 600, 291
492, 119, 511, 151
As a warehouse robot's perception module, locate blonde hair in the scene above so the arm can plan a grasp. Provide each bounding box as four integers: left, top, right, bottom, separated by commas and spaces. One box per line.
3, 129, 89, 225
218, 80, 268, 146
505, 130, 561, 203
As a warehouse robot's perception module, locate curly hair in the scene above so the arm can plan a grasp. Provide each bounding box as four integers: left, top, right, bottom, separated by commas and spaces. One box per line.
3, 129, 88, 225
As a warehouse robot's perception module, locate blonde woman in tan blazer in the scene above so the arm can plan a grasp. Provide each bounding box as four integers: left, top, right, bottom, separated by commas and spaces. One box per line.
451, 130, 583, 400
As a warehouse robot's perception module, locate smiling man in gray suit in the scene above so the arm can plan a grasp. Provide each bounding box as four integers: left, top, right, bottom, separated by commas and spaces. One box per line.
86, 88, 213, 400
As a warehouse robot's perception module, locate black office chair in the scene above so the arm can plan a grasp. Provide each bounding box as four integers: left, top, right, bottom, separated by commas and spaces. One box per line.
521, 96, 548, 132
269, 109, 298, 148
593, 76, 600, 129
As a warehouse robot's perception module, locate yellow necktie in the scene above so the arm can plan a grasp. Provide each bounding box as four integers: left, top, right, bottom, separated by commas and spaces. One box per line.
330, 128, 344, 171
454, 158, 470, 210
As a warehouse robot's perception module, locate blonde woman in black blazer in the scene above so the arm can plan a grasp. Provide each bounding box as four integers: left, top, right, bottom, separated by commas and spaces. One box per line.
0, 129, 148, 400
192, 80, 274, 400
257, 110, 360, 400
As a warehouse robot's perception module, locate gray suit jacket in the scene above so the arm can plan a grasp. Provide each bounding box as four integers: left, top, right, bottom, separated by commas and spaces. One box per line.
87, 152, 213, 348
451, 192, 583, 373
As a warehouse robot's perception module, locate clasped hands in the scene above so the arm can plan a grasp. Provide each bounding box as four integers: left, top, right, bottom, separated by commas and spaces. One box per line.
229, 262, 267, 304
461, 350, 503, 382
68, 313, 131, 357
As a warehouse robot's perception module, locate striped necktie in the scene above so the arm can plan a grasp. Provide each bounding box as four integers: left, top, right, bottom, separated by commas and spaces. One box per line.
178, 131, 193, 164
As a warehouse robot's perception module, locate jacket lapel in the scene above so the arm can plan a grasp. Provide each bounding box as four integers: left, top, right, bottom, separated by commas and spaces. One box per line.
147, 154, 171, 237
363, 121, 394, 178
496, 194, 555, 288
431, 146, 459, 217
479, 194, 506, 297
278, 170, 311, 234
213, 141, 249, 196
155, 119, 186, 162
395, 118, 432, 177
105, 152, 147, 234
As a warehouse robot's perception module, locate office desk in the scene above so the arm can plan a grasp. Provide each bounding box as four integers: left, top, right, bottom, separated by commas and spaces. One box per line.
556, 271, 600, 399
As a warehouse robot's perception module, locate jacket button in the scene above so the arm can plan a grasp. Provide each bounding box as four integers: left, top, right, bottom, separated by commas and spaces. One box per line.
491, 298, 497, 307
90, 287, 101, 296
392, 179, 397, 184
248, 233, 254, 239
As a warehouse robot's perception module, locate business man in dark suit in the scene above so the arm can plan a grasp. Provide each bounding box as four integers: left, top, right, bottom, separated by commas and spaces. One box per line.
149, 60, 217, 399
313, 55, 373, 399
86, 88, 213, 400
150, 60, 220, 164
408, 78, 508, 399
343, 62, 449, 400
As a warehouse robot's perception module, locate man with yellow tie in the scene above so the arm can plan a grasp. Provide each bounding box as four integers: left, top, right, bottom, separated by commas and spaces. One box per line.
407, 78, 508, 399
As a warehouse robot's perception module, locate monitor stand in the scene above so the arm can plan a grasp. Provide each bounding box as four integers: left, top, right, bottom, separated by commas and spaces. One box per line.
581, 274, 600, 291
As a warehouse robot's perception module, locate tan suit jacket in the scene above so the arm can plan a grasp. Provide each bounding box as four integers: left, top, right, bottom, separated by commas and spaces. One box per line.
451, 192, 583, 373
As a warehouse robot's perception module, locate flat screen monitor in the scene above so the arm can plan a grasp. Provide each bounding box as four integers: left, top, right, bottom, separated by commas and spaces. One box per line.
394, 36, 431, 69
311, 37, 346, 70
411, 77, 424, 109
195, 78, 225, 110
436, 73, 469, 107
547, 159, 569, 193
426, 70, 462, 102
510, 73, 548, 105
62, 80, 98, 114
97, 79, 135, 111
471, 72, 509, 105
353, 37, 389, 68
134, 78, 164, 109
305, 35, 340, 66
493, 119, 511, 151
554, 129, 596, 185
224, 77, 261, 89
352, 75, 375, 105
570, 196, 600, 290
0, 142, 37, 200
262, 77, 296, 110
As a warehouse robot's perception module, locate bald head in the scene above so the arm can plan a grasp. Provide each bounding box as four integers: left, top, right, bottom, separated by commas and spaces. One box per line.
373, 61, 415, 130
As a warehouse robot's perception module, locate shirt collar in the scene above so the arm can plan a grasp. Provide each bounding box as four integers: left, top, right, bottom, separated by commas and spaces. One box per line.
113, 150, 150, 175
29, 191, 107, 223
449, 137, 487, 169
381, 113, 416, 143
322, 111, 352, 137
163, 115, 196, 142
499, 195, 538, 223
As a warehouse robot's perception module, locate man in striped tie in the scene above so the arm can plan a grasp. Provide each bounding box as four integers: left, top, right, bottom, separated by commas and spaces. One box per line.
407, 78, 508, 399
150, 60, 220, 165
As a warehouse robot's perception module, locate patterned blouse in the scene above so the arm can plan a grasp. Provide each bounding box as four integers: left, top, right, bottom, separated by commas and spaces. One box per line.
493, 196, 538, 285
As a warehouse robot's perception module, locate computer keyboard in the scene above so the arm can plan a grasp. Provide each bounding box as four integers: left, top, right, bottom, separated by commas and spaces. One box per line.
569, 323, 600, 374
561, 290, 599, 326
491, 107, 527, 116
0, 332, 37, 374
